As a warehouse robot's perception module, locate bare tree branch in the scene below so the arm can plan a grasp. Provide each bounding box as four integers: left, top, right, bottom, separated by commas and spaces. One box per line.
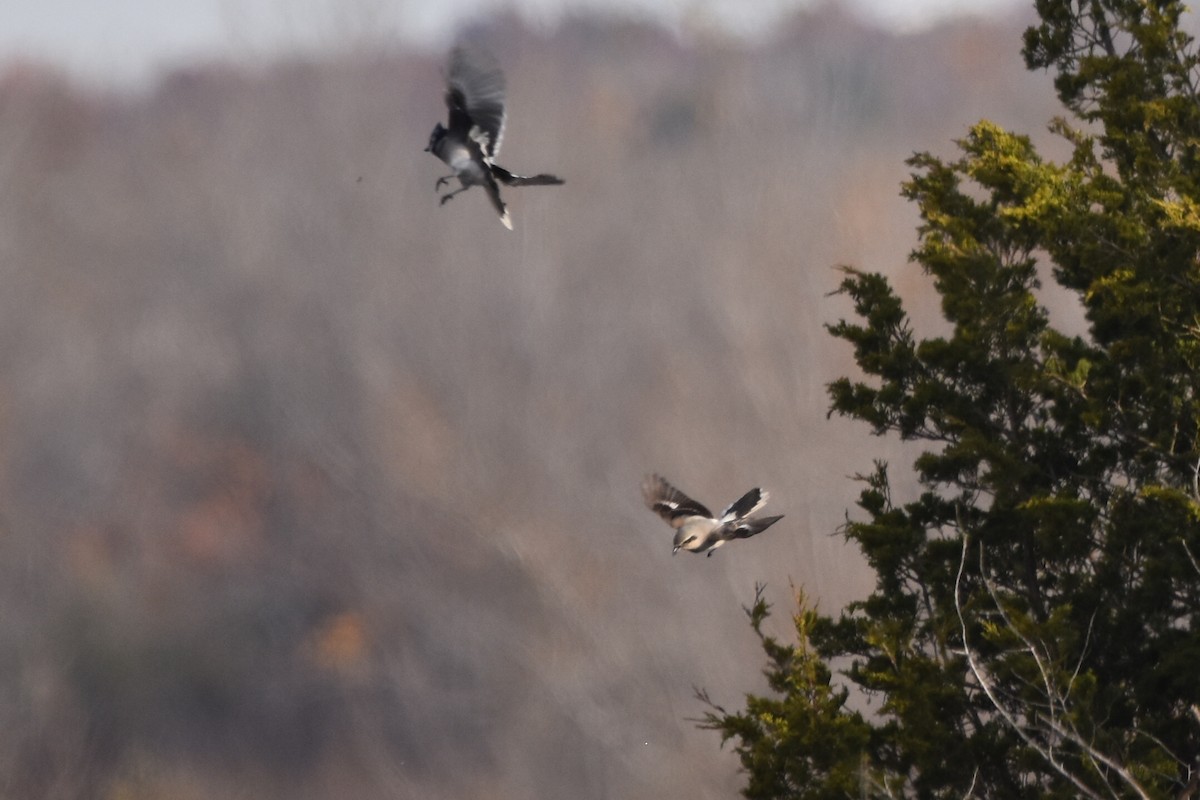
1182, 538, 1200, 579
954, 534, 1107, 800
1039, 715, 1151, 800
1191, 457, 1199, 505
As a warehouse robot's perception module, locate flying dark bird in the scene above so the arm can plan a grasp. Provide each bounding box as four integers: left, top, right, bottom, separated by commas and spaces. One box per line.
642, 474, 783, 557
425, 46, 564, 230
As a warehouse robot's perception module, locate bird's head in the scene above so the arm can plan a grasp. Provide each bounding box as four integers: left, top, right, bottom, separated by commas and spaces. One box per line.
672, 533, 696, 555
425, 123, 447, 153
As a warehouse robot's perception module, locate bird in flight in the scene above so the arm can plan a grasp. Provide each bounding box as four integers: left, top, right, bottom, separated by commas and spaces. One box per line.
425, 46, 564, 230
642, 474, 783, 557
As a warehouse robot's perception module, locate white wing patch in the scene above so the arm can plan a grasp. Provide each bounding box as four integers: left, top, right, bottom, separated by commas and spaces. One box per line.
469, 124, 495, 162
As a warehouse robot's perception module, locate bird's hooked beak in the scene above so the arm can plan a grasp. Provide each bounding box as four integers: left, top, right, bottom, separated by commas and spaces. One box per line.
672, 545, 680, 555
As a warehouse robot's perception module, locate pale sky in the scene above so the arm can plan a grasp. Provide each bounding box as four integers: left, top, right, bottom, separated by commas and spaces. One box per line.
2, 0, 1025, 87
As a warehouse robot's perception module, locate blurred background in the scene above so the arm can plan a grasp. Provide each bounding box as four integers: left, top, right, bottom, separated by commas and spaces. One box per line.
0, 1, 1060, 798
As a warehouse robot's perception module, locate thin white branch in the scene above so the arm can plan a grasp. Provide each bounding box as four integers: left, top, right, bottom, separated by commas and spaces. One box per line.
1134, 727, 1188, 776
1041, 715, 1152, 800
1192, 457, 1200, 505
976, 541, 1155, 800
1065, 609, 1098, 704
1181, 538, 1200, 580
954, 535, 1106, 800
978, 551, 1061, 725
962, 768, 979, 799
983, 558, 1158, 797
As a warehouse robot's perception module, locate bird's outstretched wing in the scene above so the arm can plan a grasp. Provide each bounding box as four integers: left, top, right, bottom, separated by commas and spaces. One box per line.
720, 488, 768, 522
642, 474, 713, 528
445, 46, 507, 159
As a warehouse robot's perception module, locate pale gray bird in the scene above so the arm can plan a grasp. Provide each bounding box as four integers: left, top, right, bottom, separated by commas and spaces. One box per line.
642, 474, 783, 557
425, 46, 564, 230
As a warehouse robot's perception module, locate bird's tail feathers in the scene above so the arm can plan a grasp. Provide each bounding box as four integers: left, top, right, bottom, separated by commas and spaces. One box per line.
733, 514, 784, 539
483, 178, 513, 230
491, 165, 565, 187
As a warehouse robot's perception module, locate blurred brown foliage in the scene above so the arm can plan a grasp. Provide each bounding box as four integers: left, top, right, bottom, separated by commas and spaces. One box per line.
0, 8, 1059, 799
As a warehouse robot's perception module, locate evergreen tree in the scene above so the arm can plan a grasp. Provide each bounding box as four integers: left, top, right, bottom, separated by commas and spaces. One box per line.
702, 2, 1200, 797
